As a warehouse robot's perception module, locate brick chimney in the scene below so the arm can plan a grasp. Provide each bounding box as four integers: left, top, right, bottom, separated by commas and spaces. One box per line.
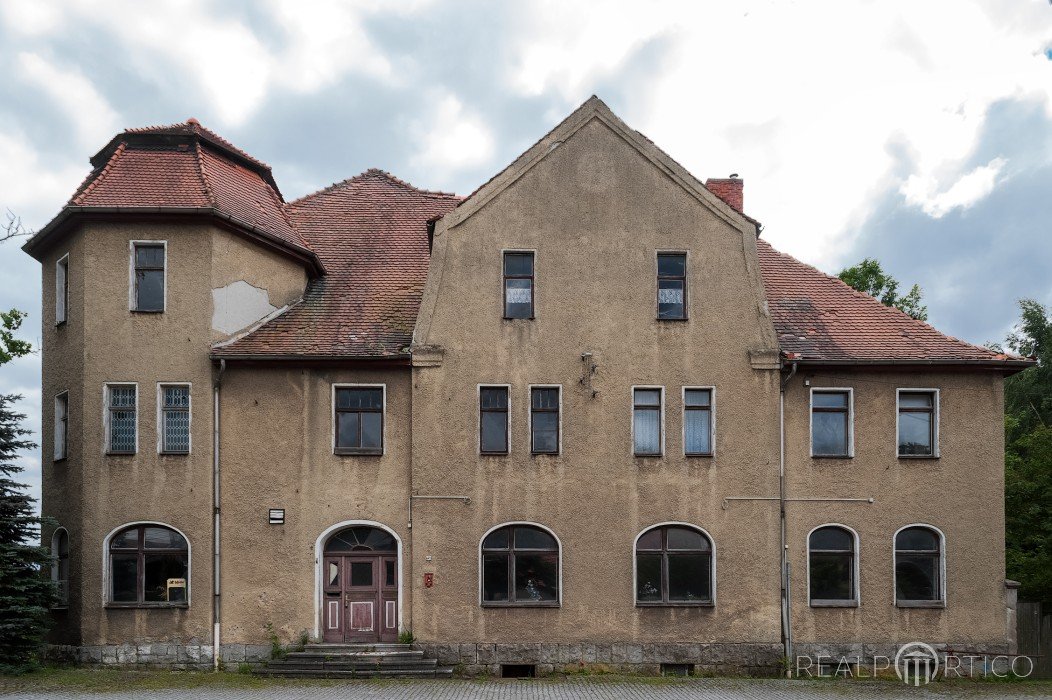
705, 176, 743, 213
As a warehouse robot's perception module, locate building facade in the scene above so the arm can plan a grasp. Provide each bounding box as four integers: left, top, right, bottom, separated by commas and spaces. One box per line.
24, 98, 1030, 674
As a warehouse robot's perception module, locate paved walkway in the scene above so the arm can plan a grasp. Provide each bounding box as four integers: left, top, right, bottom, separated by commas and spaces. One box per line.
4, 679, 1051, 700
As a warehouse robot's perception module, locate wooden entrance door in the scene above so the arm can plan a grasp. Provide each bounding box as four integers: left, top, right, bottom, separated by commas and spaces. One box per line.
321, 526, 399, 643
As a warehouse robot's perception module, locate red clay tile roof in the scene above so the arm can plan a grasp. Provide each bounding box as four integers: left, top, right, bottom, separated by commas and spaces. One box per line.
756, 239, 1021, 364
213, 170, 459, 359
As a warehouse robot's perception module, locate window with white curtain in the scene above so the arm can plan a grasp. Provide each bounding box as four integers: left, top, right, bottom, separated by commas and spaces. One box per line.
683, 388, 713, 456
633, 387, 663, 456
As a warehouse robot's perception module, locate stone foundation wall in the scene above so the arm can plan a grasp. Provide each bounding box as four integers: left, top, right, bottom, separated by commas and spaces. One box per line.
416, 642, 785, 677
44, 643, 272, 669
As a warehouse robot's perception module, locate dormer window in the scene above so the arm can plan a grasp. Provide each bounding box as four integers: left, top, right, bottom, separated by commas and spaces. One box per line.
132, 242, 165, 312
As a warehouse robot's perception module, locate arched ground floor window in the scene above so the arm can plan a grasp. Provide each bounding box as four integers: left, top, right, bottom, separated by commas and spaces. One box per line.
635, 524, 713, 606
895, 525, 944, 606
481, 524, 560, 606
808, 525, 858, 606
107, 524, 188, 607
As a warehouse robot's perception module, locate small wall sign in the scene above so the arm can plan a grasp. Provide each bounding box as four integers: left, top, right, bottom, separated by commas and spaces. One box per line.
268, 508, 285, 525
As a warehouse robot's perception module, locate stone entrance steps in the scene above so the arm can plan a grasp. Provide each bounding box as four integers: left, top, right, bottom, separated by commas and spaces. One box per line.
258, 643, 454, 679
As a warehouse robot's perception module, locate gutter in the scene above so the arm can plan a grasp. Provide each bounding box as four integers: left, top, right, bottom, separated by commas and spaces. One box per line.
212, 359, 226, 671
786, 358, 1035, 370
22, 206, 325, 276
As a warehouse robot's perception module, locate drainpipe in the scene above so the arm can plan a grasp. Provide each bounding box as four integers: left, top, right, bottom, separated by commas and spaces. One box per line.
213, 359, 226, 671
779, 360, 797, 678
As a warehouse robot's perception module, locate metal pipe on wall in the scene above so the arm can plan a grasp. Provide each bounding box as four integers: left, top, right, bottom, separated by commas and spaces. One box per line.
212, 359, 225, 672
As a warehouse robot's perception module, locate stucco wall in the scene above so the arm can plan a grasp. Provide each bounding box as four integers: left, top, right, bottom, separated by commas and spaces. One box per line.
39, 220, 309, 649
410, 116, 783, 645
783, 369, 1007, 648
217, 365, 413, 645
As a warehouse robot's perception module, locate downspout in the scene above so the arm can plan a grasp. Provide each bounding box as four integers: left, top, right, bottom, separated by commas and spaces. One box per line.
213, 359, 226, 671
779, 360, 797, 678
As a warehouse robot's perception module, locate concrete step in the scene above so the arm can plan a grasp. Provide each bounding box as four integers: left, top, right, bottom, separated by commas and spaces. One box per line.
304, 643, 411, 652
267, 658, 438, 671
258, 666, 454, 679
284, 650, 425, 661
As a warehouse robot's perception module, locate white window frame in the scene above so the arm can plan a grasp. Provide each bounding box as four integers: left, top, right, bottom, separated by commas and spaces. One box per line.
892, 523, 947, 608
500, 248, 538, 320
477, 384, 511, 455
809, 387, 855, 458
527, 384, 562, 455
331, 383, 387, 456
101, 521, 191, 607
51, 527, 69, 609
806, 523, 861, 608
128, 240, 168, 312
896, 388, 940, 458
478, 521, 563, 607
103, 383, 138, 455
54, 390, 69, 461
55, 253, 69, 325
682, 386, 716, 457
632, 521, 716, 607
631, 385, 665, 457
157, 383, 192, 455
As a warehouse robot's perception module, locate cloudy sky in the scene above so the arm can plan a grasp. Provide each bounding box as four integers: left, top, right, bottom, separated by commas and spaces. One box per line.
1, 0, 1051, 505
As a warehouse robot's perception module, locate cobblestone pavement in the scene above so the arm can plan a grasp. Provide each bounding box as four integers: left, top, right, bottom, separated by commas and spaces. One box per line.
4, 679, 1052, 700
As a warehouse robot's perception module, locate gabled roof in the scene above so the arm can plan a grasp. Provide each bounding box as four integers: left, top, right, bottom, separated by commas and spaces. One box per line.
23, 120, 321, 274
757, 239, 1029, 368
212, 170, 459, 360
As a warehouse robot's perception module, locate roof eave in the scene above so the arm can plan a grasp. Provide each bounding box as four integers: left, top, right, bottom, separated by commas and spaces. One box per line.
22, 206, 325, 276
782, 356, 1036, 374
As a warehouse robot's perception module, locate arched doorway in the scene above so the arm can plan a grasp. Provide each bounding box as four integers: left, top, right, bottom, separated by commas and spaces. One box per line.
320, 524, 399, 643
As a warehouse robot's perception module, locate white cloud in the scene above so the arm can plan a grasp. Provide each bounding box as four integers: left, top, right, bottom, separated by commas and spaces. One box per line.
17, 52, 120, 149
0, 130, 87, 219
0, 0, 63, 36
901, 157, 1008, 218
410, 94, 495, 183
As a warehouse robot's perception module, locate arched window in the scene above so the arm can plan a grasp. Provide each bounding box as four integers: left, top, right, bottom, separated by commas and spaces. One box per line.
108, 524, 188, 606
481, 524, 559, 606
324, 526, 397, 553
51, 528, 69, 609
808, 525, 857, 606
895, 525, 943, 605
635, 524, 713, 605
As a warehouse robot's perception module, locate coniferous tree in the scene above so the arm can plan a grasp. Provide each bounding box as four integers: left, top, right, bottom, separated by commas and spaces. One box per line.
0, 394, 54, 673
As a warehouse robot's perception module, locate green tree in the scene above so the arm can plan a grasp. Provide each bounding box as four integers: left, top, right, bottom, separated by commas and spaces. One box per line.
1002, 299, 1052, 604
837, 258, 928, 321
0, 394, 54, 673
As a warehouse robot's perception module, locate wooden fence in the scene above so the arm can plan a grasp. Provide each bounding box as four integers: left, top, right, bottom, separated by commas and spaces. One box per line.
1018, 601, 1052, 679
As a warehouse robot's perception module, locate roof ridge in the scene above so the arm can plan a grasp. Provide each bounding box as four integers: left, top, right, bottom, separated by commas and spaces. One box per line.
194, 141, 219, 209
288, 169, 459, 208
758, 239, 1009, 359
72, 142, 126, 206
123, 118, 272, 172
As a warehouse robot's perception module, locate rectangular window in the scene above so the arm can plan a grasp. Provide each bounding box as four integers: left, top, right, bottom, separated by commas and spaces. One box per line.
811, 389, 852, 457
898, 389, 938, 457
657, 253, 687, 320
132, 242, 165, 312
159, 384, 190, 454
334, 386, 384, 455
106, 384, 137, 455
683, 388, 713, 456
480, 386, 509, 454
503, 251, 534, 319
530, 386, 560, 454
55, 254, 68, 325
54, 391, 68, 461
633, 387, 663, 456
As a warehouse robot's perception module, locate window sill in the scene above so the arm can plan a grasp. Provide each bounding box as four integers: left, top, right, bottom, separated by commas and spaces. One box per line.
896, 600, 945, 609
480, 451, 509, 457
131, 309, 165, 314
811, 455, 853, 460
481, 602, 560, 609
656, 317, 689, 322
810, 600, 859, 608
636, 601, 713, 608
531, 452, 560, 457
685, 453, 713, 458
502, 317, 536, 321
897, 455, 939, 460
105, 603, 188, 610
334, 448, 383, 456
54, 456, 67, 463
634, 453, 663, 459
55, 320, 67, 328
160, 451, 190, 456
105, 452, 137, 457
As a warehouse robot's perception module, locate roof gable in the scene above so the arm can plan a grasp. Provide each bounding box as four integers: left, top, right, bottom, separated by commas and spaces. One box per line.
441, 96, 757, 237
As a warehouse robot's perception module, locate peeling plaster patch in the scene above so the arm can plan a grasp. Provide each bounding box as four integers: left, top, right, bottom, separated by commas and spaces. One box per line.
212, 280, 278, 335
